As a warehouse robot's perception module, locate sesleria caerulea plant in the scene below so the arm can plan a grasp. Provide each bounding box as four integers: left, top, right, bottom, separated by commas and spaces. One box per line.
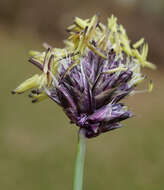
12, 15, 156, 190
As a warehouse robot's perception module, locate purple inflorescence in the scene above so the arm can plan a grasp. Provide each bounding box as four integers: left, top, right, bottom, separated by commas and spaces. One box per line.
13, 15, 155, 138
47, 51, 133, 138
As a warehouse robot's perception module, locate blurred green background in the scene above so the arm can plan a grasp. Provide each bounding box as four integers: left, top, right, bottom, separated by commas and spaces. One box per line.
1, 0, 164, 189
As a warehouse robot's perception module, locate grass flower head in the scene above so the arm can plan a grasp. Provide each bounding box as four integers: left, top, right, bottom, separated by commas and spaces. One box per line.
12, 14, 156, 138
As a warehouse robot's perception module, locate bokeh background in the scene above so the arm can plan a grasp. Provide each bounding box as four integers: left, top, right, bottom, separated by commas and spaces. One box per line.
1, 0, 164, 189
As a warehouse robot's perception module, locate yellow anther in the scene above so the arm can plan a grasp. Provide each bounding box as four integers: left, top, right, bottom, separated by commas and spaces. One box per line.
74, 17, 88, 29
85, 15, 98, 39
13, 74, 40, 94
38, 74, 47, 89
141, 43, 148, 60
67, 24, 77, 32
148, 80, 153, 92
87, 42, 107, 59
108, 15, 117, 33
144, 61, 156, 70
133, 38, 144, 49
31, 92, 48, 103
29, 50, 41, 57
119, 34, 132, 56
103, 67, 127, 74
131, 76, 145, 86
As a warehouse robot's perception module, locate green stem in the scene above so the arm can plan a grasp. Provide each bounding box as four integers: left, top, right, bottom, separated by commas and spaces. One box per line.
73, 128, 86, 190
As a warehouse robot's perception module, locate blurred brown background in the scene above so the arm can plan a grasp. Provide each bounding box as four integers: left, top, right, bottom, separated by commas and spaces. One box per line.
1, 0, 164, 190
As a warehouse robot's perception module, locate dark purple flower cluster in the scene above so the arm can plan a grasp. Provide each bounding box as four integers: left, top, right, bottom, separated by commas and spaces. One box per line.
46, 51, 133, 138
